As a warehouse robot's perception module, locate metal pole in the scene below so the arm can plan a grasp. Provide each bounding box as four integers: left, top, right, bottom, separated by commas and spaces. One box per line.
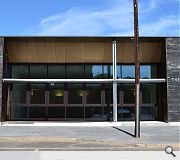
112, 41, 117, 122
134, 0, 140, 138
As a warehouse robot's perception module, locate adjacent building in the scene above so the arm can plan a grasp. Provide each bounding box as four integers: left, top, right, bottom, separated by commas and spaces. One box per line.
0, 36, 179, 122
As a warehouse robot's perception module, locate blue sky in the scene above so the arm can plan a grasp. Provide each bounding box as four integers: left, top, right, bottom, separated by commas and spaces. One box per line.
0, 0, 179, 36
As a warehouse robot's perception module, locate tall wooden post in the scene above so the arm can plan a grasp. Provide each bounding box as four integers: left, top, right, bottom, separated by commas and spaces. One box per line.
134, 0, 140, 138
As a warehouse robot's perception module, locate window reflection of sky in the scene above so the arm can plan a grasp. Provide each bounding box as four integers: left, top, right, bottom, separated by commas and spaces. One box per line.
92, 65, 102, 77
122, 65, 135, 79
140, 65, 151, 79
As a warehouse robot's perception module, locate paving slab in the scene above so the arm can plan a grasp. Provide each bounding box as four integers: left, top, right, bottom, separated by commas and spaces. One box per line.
0, 125, 179, 150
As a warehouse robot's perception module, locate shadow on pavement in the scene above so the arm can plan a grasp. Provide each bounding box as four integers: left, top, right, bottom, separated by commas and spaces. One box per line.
112, 126, 135, 137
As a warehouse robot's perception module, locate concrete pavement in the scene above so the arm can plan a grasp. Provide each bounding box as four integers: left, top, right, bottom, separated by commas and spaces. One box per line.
0, 122, 179, 150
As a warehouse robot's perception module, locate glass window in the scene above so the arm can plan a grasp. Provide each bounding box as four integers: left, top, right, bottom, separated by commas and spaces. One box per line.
102, 65, 109, 78
122, 65, 135, 79
68, 84, 82, 104
48, 107, 65, 118
12, 65, 29, 78
141, 84, 156, 104
151, 65, 157, 78
117, 65, 121, 78
12, 84, 27, 103
11, 106, 27, 118
85, 107, 103, 119
30, 65, 47, 78
123, 85, 135, 104
67, 65, 84, 79
110, 65, 113, 78
66, 107, 84, 118
49, 84, 64, 104
120, 107, 135, 119
141, 106, 156, 120
29, 107, 46, 118
48, 65, 65, 79
86, 84, 101, 104
110, 65, 121, 78
140, 65, 151, 79
30, 84, 45, 104
85, 65, 102, 79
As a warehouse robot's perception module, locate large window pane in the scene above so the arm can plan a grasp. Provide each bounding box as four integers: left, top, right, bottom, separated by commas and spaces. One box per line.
67, 65, 84, 79
123, 85, 135, 104
120, 107, 135, 119
86, 84, 101, 104
85, 65, 102, 79
12, 65, 29, 78
48, 107, 65, 118
110, 65, 121, 79
29, 107, 46, 118
118, 107, 134, 119
30, 84, 45, 104
141, 84, 156, 104
30, 65, 47, 78
122, 65, 135, 79
48, 65, 65, 79
49, 84, 64, 104
68, 84, 82, 104
66, 107, 84, 118
85, 107, 103, 119
141, 106, 157, 120
140, 65, 151, 79
12, 84, 27, 103
11, 106, 27, 118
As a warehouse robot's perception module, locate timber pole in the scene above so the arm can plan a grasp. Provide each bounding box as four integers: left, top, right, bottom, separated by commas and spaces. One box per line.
134, 0, 140, 138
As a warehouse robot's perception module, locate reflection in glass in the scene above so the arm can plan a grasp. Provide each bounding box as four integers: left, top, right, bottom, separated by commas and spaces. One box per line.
121, 107, 135, 119
48, 65, 65, 79
118, 107, 134, 119
48, 107, 65, 118
30, 84, 45, 104
11, 106, 27, 118
123, 85, 135, 104
12, 84, 27, 103
67, 65, 84, 79
49, 84, 64, 104
141, 84, 156, 104
68, 84, 82, 104
86, 84, 101, 104
30, 65, 47, 78
141, 106, 156, 120
102, 65, 109, 78
140, 65, 151, 79
29, 107, 46, 118
122, 65, 135, 79
85, 107, 103, 119
12, 65, 29, 78
66, 107, 84, 118
85, 65, 102, 79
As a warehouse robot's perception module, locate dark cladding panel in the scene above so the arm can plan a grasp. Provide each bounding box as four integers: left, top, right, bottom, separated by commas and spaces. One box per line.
166, 38, 180, 122
0, 38, 4, 122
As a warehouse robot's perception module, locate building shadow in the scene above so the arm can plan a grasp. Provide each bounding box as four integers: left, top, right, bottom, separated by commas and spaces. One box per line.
112, 126, 135, 137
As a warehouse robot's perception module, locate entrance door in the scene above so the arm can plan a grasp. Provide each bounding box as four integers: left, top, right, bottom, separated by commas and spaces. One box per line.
119, 84, 157, 121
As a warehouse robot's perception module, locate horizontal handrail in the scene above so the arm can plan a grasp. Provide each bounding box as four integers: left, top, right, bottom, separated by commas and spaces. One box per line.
3, 78, 166, 83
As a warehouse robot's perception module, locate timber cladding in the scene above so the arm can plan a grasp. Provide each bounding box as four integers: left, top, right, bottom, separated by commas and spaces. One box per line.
6, 37, 164, 63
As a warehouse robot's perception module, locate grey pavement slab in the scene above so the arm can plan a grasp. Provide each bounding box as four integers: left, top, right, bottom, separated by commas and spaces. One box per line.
0, 126, 179, 150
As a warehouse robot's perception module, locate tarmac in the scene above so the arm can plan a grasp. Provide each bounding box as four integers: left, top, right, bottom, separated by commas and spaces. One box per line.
0, 121, 179, 151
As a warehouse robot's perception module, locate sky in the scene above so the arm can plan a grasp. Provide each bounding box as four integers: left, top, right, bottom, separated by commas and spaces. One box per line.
0, 0, 179, 36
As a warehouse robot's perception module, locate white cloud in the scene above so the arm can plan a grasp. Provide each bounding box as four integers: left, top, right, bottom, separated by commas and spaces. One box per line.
140, 16, 180, 36
23, 0, 179, 36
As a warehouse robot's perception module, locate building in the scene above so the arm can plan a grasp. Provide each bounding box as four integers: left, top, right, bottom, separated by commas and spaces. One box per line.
0, 37, 179, 122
